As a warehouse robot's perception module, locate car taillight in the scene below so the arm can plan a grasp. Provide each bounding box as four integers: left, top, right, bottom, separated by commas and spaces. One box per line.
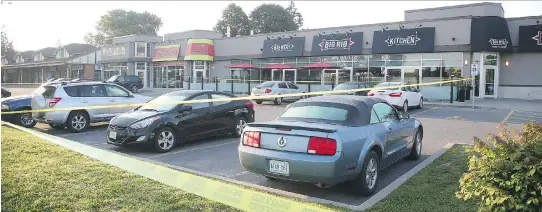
242, 131, 260, 148
368, 92, 374, 96
307, 137, 337, 156
244, 101, 254, 108
265, 88, 272, 93
389, 92, 402, 97
48, 97, 62, 107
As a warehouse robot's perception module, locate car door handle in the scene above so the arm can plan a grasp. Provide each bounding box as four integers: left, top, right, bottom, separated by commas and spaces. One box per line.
387, 128, 392, 133
82, 100, 88, 103
110, 99, 116, 102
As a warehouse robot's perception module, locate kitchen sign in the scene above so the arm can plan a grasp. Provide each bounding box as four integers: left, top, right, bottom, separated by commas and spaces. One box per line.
518, 25, 542, 52
371, 27, 435, 54
488, 38, 509, 49
262, 37, 305, 58
470, 16, 513, 52
311, 32, 363, 56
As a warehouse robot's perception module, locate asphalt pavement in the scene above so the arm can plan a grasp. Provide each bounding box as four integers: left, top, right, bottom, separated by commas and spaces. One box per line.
26, 100, 542, 206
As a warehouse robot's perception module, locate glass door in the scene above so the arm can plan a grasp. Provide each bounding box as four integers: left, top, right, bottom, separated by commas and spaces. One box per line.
385, 67, 402, 82
271, 69, 283, 81
337, 68, 353, 84
194, 70, 204, 83
403, 67, 421, 89
283, 69, 297, 83
481, 66, 497, 97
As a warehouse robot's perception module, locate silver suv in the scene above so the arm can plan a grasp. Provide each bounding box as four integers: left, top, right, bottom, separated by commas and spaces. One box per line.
31, 82, 153, 133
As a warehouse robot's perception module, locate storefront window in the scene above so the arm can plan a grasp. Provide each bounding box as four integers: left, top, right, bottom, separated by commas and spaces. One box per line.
484, 53, 498, 65
135, 42, 147, 57
353, 55, 368, 68
250, 59, 261, 67
103, 63, 127, 80
71, 64, 84, 79
422, 53, 441, 60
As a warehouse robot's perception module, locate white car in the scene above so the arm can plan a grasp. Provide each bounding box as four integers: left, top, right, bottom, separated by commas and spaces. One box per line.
250, 81, 305, 105
368, 82, 423, 112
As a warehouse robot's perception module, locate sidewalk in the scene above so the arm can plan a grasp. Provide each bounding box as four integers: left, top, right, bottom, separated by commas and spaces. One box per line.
425, 98, 542, 112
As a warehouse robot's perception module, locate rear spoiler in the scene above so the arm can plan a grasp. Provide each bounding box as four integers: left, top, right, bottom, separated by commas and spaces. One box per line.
247, 123, 337, 133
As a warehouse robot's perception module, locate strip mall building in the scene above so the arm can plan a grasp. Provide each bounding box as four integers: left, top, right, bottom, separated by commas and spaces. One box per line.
2, 2, 541, 100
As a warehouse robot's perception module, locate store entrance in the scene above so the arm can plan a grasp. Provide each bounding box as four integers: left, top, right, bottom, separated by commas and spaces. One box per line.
271, 69, 297, 83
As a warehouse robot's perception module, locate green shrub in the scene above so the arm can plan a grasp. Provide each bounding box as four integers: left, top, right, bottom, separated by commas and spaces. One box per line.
456, 121, 542, 212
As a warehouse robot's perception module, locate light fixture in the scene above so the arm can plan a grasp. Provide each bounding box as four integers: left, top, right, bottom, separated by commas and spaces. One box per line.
464, 60, 468, 65
452, 37, 456, 41
505, 60, 510, 67
366, 41, 369, 45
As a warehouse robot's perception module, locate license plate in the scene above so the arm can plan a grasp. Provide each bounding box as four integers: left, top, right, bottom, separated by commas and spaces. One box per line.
269, 160, 289, 175
109, 131, 117, 139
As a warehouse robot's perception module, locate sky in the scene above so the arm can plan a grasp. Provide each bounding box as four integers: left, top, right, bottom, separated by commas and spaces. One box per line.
1, 1, 541, 51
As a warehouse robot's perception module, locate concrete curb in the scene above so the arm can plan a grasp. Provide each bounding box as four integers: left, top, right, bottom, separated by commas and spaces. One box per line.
2, 122, 459, 211
424, 102, 496, 110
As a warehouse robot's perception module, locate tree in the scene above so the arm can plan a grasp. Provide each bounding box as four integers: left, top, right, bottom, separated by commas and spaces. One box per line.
1, 25, 15, 59
286, 1, 303, 30
213, 3, 251, 37
84, 9, 163, 46
249, 3, 300, 34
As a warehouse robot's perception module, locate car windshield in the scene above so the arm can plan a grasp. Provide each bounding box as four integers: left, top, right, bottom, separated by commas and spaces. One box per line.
137, 95, 189, 112
106, 75, 119, 82
374, 83, 402, 90
333, 83, 358, 91
259, 81, 275, 88
280, 105, 348, 121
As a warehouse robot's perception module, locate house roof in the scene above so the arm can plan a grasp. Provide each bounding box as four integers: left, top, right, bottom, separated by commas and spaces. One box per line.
38, 47, 58, 58
20, 51, 35, 60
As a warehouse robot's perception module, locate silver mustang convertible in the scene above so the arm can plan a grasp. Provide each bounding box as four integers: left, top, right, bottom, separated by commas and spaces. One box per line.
238, 95, 423, 196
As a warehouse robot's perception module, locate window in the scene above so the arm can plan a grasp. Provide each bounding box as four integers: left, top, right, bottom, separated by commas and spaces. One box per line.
116, 75, 125, 82
190, 94, 210, 109
278, 82, 288, 88
63, 86, 79, 97
16, 55, 23, 63
79, 85, 106, 97
373, 103, 398, 122
259, 81, 275, 88
129, 75, 140, 82
105, 85, 129, 97
34, 53, 44, 61
280, 106, 348, 121
135, 42, 147, 57
370, 109, 381, 124
286, 82, 298, 89
139, 95, 189, 112
211, 94, 232, 106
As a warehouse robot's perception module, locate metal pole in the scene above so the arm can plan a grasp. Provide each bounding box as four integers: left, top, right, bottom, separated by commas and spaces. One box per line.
215, 77, 218, 91
188, 76, 191, 90
450, 75, 454, 103
472, 77, 475, 108
247, 69, 251, 95
201, 76, 204, 90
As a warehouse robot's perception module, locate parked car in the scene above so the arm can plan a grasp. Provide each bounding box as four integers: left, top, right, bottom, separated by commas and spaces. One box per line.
1, 95, 36, 128
330, 82, 372, 96
251, 81, 306, 105
107, 90, 255, 153
238, 95, 423, 196
31, 81, 152, 133
368, 82, 423, 112
1, 87, 11, 98
106, 75, 144, 93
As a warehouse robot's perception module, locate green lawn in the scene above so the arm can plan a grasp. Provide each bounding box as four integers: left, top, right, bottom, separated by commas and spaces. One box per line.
1, 126, 240, 212
365, 145, 478, 212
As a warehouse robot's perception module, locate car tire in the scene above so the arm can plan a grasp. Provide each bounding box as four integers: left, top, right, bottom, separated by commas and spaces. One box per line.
49, 123, 65, 130
232, 116, 248, 138
402, 101, 408, 113
417, 98, 423, 109
273, 97, 283, 105
264, 176, 277, 180
131, 85, 138, 93
408, 129, 423, 160
153, 126, 177, 153
351, 151, 379, 197
255, 100, 263, 104
66, 111, 90, 133
15, 112, 36, 128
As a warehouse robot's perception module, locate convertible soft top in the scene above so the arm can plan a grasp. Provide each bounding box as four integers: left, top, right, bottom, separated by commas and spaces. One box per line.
286, 95, 388, 126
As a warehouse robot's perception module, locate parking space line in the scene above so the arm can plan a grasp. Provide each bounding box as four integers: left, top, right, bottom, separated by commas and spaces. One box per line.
501, 110, 515, 125
507, 116, 540, 122
411, 107, 438, 116
147, 140, 238, 159
509, 112, 542, 119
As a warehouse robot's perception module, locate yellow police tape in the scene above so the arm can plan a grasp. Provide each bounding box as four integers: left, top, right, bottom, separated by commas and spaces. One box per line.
1, 78, 471, 115
2, 121, 335, 212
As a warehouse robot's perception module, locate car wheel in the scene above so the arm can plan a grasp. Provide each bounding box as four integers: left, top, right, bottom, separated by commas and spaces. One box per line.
417, 98, 423, 109
66, 111, 90, 133
49, 123, 65, 130
409, 129, 423, 160
264, 176, 277, 180
273, 97, 283, 105
15, 112, 36, 128
402, 101, 408, 113
131, 85, 138, 93
153, 126, 176, 153
232, 117, 248, 138
255, 100, 263, 104
351, 151, 379, 196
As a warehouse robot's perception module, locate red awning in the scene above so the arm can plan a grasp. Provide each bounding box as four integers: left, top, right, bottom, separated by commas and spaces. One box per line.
299, 62, 341, 69
225, 63, 258, 69
260, 63, 296, 69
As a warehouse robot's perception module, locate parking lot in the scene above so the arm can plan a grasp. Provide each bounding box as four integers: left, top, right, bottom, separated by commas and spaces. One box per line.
26, 98, 542, 206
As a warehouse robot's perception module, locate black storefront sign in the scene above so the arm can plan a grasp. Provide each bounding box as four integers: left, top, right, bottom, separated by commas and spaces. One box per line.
518, 24, 542, 52
470, 16, 513, 52
310, 32, 363, 56
371, 27, 435, 54
262, 37, 305, 58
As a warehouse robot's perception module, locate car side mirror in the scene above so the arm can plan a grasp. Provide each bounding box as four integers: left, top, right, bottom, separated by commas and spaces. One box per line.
178, 105, 192, 113
399, 111, 410, 119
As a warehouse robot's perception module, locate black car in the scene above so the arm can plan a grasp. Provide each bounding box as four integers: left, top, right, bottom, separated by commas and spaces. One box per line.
106, 75, 144, 93
1, 87, 11, 98
106, 90, 255, 153
331, 82, 372, 96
